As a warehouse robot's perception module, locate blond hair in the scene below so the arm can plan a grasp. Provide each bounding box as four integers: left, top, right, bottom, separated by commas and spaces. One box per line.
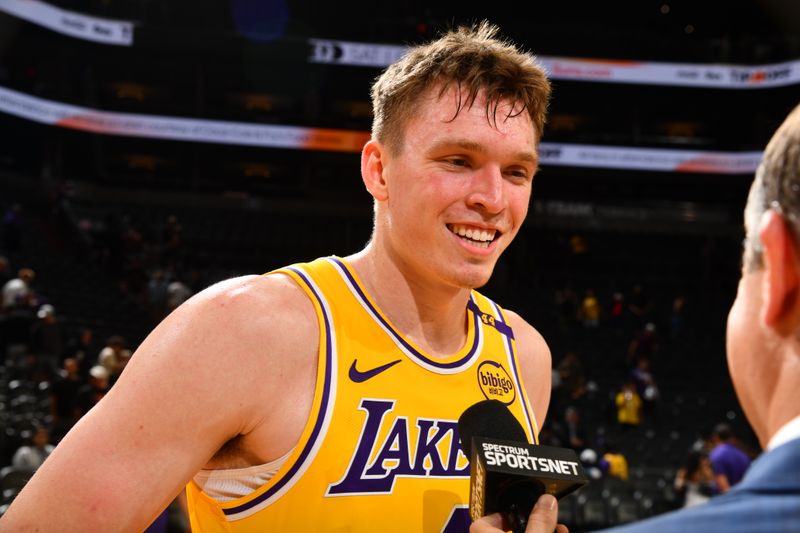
370, 21, 551, 154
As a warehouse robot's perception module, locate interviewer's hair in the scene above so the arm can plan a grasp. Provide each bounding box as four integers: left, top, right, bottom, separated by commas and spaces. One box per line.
743, 103, 800, 272
370, 21, 551, 154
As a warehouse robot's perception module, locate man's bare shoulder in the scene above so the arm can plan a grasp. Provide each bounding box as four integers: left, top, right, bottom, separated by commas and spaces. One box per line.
504, 309, 553, 426
109, 272, 320, 433
163, 273, 318, 354
182, 273, 315, 325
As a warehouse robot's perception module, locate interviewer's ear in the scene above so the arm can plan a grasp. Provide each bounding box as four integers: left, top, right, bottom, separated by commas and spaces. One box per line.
361, 140, 389, 202
760, 209, 800, 331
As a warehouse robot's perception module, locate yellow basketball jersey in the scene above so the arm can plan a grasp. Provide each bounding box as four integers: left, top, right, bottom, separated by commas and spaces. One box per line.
186, 257, 540, 532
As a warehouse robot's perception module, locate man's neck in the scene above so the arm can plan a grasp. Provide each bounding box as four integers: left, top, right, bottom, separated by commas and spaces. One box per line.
763, 355, 800, 449
346, 245, 472, 357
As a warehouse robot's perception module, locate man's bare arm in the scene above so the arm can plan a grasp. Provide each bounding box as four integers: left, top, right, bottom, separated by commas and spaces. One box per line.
505, 310, 553, 437
1, 274, 318, 532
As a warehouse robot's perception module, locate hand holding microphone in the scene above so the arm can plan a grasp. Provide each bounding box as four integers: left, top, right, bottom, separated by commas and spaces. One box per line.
470, 494, 568, 533
458, 400, 588, 533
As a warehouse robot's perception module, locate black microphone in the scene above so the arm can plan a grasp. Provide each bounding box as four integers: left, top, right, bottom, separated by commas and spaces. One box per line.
458, 400, 588, 533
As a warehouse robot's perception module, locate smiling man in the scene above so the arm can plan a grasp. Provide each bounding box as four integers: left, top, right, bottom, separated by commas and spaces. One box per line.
2, 22, 553, 532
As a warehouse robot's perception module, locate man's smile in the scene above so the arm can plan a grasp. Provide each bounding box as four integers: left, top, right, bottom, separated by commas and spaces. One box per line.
447, 223, 500, 249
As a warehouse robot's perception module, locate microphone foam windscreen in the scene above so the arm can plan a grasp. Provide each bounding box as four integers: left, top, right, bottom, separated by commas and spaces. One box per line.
458, 399, 529, 459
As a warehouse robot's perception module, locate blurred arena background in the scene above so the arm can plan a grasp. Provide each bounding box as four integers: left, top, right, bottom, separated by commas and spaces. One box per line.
0, 1, 799, 530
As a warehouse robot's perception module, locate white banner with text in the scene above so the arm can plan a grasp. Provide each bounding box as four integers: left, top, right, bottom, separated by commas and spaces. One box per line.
0, 0, 133, 45
309, 38, 800, 89
0, 84, 762, 173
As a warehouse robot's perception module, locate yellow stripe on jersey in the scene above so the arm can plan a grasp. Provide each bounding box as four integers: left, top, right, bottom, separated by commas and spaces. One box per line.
186, 257, 540, 532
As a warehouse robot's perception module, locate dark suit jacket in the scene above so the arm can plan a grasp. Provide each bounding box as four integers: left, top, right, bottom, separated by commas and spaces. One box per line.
599, 437, 800, 532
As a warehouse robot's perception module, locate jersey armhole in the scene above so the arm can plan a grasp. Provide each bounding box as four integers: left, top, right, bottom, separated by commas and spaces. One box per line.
213, 266, 336, 520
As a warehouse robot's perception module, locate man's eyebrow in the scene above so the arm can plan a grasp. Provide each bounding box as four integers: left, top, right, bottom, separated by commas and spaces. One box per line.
428, 138, 485, 154
516, 151, 539, 166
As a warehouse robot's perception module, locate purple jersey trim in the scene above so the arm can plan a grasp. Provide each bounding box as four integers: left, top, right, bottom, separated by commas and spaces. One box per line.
466, 299, 515, 340
330, 257, 480, 370
222, 266, 333, 516
488, 299, 537, 444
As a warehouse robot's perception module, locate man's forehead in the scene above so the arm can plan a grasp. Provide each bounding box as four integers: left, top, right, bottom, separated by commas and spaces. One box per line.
423, 83, 529, 122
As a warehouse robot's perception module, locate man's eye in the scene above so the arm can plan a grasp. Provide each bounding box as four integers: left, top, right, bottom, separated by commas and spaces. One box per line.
448, 158, 469, 167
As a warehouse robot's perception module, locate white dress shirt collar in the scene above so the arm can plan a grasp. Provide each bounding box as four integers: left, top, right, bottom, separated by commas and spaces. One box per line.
767, 414, 800, 451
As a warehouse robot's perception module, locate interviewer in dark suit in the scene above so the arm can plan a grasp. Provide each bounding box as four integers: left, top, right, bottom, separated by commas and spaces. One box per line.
474, 104, 800, 533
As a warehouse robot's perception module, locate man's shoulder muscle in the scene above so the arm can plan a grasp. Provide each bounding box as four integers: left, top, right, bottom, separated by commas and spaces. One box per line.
173, 273, 321, 463
504, 310, 552, 429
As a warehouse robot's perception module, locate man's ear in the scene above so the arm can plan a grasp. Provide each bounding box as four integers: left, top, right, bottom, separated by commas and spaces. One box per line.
760, 209, 800, 330
361, 140, 389, 202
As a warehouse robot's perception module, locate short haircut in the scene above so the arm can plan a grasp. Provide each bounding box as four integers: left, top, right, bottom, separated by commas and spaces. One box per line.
370, 21, 551, 154
743, 103, 800, 272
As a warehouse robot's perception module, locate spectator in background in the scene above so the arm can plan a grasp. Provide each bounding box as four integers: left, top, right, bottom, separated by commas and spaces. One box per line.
631, 356, 659, 417
578, 288, 601, 328
29, 304, 63, 377
579, 448, 603, 480
2, 268, 38, 351
147, 268, 170, 321
674, 451, 717, 508
669, 294, 688, 342
569, 233, 588, 255
2, 267, 36, 311
50, 358, 86, 440
97, 335, 131, 384
63, 327, 97, 378
12, 426, 55, 473
599, 441, 629, 481
709, 423, 752, 493
557, 351, 586, 401
561, 406, 588, 452
76, 365, 110, 417
166, 278, 192, 313
615, 381, 642, 430
627, 322, 658, 364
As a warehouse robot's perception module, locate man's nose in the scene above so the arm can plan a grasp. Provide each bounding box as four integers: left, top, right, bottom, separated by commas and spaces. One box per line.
466, 166, 505, 214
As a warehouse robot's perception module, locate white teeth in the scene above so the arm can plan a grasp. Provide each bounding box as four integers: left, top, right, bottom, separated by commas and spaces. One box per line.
449, 224, 496, 243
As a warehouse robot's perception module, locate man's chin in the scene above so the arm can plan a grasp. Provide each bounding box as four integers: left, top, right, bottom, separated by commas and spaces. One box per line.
452, 266, 495, 290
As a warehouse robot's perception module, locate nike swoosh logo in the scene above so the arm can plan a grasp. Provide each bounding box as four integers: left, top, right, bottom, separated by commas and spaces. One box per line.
349, 358, 402, 383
